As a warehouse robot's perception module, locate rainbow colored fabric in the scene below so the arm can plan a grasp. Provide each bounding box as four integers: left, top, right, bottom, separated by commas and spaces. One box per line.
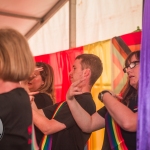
32, 124, 39, 150
40, 102, 66, 150
105, 113, 128, 150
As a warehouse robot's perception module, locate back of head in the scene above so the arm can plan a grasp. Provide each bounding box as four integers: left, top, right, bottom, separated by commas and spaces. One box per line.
0, 28, 35, 82
75, 54, 103, 86
36, 62, 55, 102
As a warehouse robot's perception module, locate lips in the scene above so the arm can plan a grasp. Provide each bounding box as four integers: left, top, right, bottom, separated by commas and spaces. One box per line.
129, 75, 134, 78
69, 76, 73, 80
28, 82, 32, 86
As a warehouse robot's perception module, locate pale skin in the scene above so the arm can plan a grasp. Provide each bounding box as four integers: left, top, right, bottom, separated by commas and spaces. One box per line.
28, 67, 44, 92
0, 80, 21, 94
67, 54, 139, 133
32, 58, 93, 135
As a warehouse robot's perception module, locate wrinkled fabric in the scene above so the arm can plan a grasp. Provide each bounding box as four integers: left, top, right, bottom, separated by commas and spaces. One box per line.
137, 0, 150, 149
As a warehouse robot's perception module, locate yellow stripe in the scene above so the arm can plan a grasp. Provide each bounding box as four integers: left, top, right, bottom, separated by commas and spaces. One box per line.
112, 119, 122, 150
52, 102, 65, 118
41, 135, 47, 149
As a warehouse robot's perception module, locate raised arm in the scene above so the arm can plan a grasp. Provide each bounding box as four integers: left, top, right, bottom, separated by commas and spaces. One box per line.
102, 92, 137, 132
32, 109, 66, 135
66, 79, 105, 133
31, 99, 66, 135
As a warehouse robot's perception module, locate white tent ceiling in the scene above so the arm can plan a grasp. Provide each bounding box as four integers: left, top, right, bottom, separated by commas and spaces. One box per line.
0, 0, 142, 56
0, 0, 68, 38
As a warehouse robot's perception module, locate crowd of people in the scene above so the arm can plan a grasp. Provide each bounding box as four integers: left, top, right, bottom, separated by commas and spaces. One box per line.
0, 27, 140, 150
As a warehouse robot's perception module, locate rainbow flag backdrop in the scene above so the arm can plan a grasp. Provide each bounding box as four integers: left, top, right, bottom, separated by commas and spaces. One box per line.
34, 31, 141, 150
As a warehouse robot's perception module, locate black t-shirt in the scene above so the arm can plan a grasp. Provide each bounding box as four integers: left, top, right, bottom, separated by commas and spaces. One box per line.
34, 93, 53, 145
43, 93, 96, 150
0, 88, 32, 150
98, 97, 138, 150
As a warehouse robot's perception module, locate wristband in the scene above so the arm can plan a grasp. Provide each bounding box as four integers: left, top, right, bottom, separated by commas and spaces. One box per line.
98, 90, 112, 103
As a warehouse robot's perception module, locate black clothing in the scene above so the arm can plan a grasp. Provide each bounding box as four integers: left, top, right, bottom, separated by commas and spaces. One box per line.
0, 88, 32, 150
43, 93, 96, 150
34, 93, 53, 145
98, 97, 138, 150
34, 93, 53, 109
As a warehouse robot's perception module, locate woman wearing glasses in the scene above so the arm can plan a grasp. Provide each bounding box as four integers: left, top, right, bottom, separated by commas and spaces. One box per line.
66, 50, 140, 150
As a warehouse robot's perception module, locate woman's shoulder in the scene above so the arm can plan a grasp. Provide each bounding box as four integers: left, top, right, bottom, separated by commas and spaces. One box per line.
34, 93, 53, 109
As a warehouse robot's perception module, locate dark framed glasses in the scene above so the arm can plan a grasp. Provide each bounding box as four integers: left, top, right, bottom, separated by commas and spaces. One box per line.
123, 61, 140, 73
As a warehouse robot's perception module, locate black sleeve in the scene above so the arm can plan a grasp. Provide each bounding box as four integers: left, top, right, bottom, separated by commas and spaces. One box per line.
97, 106, 107, 118
43, 103, 59, 119
34, 93, 53, 109
43, 93, 96, 129
43, 102, 75, 128
53, 93, 96, 128
53, 102, 75, 128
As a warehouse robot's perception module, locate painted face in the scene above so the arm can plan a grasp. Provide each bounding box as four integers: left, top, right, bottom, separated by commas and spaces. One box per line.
126, 55, 140, 89
69, 59, 84, 83
28, 67, 44, 92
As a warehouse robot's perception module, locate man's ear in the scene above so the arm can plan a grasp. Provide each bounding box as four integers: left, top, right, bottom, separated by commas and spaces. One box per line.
82, 69, 91, 78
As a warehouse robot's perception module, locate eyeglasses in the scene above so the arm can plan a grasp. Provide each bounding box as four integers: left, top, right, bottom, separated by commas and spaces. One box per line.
123, 61, 140, 73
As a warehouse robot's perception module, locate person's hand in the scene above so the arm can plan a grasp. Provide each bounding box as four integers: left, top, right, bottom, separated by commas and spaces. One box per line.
66, 78, 85, 101
29, 95, 34, 103
29, 91, 39, 96
114, 94, 123, 101
29, 91, 39, 103
108, 91, 123, 101
28, 67, 43, 81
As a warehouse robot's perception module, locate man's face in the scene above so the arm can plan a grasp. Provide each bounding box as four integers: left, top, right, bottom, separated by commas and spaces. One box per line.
69, 59, 84, 83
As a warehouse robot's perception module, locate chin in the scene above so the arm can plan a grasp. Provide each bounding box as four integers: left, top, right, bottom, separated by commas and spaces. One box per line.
130, 83, 138, 89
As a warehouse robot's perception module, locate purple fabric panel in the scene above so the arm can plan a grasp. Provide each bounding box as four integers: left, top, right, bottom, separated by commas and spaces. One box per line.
137, 0, 150, 149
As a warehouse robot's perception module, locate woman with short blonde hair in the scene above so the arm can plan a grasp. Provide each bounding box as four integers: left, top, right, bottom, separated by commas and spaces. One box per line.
0, 28, 35, 150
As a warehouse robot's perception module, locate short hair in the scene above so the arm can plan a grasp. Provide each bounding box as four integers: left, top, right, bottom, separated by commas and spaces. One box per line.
36, 62, 55, 103
75, 54, 103, 86
0, 28, 35, 82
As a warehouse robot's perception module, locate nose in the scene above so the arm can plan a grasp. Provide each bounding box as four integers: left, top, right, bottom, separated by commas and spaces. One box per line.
69, 70, 72, 76
126, 67, 132, 74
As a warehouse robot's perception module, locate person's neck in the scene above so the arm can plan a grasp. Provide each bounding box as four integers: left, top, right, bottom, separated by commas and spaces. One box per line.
81, 85, 91, 93
0, 79, 21, 94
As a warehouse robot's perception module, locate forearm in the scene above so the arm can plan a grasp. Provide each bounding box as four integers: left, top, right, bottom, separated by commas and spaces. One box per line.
67, 98, 94, 132
32, 109, 66, 135
67, 98, 105, 132
32, 109, 51, 134
103, 93, 137, 131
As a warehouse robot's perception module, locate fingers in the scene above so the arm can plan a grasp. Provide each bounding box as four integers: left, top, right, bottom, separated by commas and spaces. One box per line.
66, 80, 83, 101
35, 67, 43, 72
29, 96, 34, 103
29, 91, 39, 96
106, 90, 123, 101
71, 77, 86, 87
115, 94, 123, 101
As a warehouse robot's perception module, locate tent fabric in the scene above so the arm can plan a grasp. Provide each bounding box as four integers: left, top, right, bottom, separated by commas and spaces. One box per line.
0, 0, 65, 36
0, 0, 142, 55
28, 0, 142, 56
138, 0, 150, 149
